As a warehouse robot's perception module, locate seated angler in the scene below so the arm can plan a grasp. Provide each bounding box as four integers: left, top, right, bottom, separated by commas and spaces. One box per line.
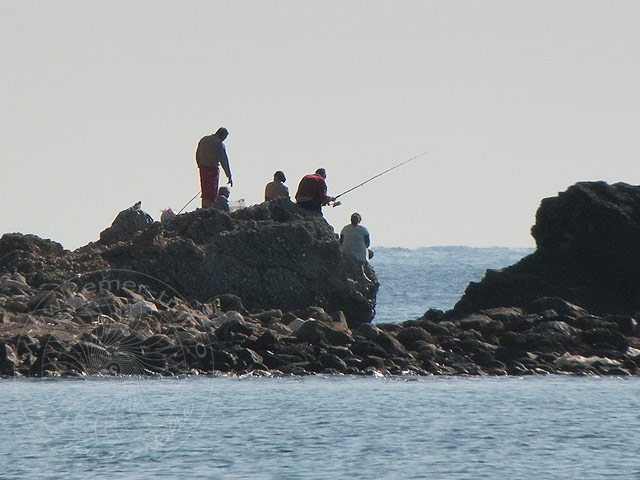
212, 186, 231, 212
295, 168, 335, 214
264, 170, 290, 201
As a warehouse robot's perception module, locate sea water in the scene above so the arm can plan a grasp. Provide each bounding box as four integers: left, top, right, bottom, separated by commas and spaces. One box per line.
371, 246, 534, 322
3, 247, 640, 479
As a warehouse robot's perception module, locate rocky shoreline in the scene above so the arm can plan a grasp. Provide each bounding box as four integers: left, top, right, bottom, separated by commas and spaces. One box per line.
1, 272, 638, 377
2, 182, 640, 377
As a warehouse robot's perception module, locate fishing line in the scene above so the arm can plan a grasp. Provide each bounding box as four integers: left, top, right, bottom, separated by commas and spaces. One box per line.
333, 149, 432, 201
177, 191, 201, 214
177, 150, 431, 213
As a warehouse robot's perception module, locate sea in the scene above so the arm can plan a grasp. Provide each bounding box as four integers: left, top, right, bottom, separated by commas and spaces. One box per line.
3, 246, 640, 480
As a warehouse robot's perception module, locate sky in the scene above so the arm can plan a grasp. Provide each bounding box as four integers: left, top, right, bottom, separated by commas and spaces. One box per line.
2, 1, 639, 250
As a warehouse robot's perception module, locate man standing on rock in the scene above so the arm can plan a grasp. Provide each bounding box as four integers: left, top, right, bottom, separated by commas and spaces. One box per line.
295, 168, 335, 213
196, 127, 233, 208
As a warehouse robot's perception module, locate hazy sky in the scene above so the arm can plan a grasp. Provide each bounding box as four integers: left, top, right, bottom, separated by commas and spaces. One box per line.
2, 1, 639, 249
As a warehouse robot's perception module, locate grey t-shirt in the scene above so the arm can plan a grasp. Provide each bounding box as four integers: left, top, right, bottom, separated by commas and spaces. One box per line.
340, 224, 369, 262
265, 181, 290, 201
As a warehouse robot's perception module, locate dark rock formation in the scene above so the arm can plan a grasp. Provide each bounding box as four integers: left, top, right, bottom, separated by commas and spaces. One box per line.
3, 181, 640, 377
455, 182, 640, 316
413, 181, 640, 376
99, 202, 154, 245
1, 198, 378, 328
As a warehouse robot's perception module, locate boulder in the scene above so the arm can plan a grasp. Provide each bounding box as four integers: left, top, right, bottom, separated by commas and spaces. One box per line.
295, 320, 354, 347
236, 348, 264, 369
454, 182, 640, 317
351, 340, 387, 358
395, 326, 433, 350
555, 353, 621, 372
99, 203, 154, 245
0, 233, 65, 259
0, 342, 18, 376
457, 314, 493, 330
318, 353, 348, 372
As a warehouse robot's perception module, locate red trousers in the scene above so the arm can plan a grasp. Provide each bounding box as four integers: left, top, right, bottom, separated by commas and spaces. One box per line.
199, 166, 219, 208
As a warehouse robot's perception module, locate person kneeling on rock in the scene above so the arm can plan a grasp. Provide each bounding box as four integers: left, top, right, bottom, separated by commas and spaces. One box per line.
340, 213, 371, 263
212, 186, 231, 212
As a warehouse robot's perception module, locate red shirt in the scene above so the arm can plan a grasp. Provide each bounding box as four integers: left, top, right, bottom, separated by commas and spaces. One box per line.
295, 174, 331, 205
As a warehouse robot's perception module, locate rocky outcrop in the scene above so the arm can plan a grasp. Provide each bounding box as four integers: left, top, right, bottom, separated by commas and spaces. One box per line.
1, 199, 378, 329
0, 272, 637, 377
455, 182, 640, 315
99, 202, 153, 245
4, 182, 640, 377
0, 199, 384, 377
415, 181, 640, 376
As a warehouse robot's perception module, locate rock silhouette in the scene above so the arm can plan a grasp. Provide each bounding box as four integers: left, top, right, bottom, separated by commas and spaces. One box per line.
2, 199, 378, 329
2, 183, 640, 377
455, 182, 640, 315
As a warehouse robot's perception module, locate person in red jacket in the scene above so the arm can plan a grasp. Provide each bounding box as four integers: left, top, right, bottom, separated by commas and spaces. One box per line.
295, 168, 335, 213
195, 127, 233, 208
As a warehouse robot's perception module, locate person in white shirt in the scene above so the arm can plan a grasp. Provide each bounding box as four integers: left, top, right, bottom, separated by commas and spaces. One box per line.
339, 213, 370, 262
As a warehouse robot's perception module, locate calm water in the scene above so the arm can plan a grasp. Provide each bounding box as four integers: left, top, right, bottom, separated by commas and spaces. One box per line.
371, 246, 533, 323
4, 247, 639, 479
2, 376, 640, 479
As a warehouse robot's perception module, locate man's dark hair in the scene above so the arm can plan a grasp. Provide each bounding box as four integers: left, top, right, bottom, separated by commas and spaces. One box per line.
215, 127, 229, 138
315, 168, 326, 178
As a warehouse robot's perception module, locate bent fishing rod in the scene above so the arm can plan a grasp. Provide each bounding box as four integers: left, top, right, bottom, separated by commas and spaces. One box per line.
332, 149, 431, 204
177, 191, 201, 214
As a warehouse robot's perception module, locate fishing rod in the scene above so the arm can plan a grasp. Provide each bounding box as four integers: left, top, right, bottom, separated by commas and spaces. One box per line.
333, 149, 431, 202
177, 191, 201, 214
177, 149, 430, 213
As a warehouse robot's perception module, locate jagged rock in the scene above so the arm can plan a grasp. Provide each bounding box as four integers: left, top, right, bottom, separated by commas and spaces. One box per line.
480, 307, 526, 322
295, 320, 354, 347
375, 331, 407, 356
99, 203, 154, 245
0, 233, 65, 259
5, 181, 640, 377
353, 323, 380, 341
581, 328, 629, 350
216, 317, 257, 342
351, 340, 387, 358
214, 294, 248, 315
606, 315, 638, 336
236, 348, 263, 369
0, 342, 18, 376
555, 353, 621, 371
395, 326, 433, 350
1, 200, 377, 328
14, 334, 39, 356
248, 330, 280, 351
534, 321, 577, 336
455, 182, 640, 316
457, 314, 492, 330
318, 353, 348, 372
0, 272, 31, 294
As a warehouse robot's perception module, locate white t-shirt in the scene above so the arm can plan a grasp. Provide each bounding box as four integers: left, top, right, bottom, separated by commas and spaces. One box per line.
340, 224, 369, 262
